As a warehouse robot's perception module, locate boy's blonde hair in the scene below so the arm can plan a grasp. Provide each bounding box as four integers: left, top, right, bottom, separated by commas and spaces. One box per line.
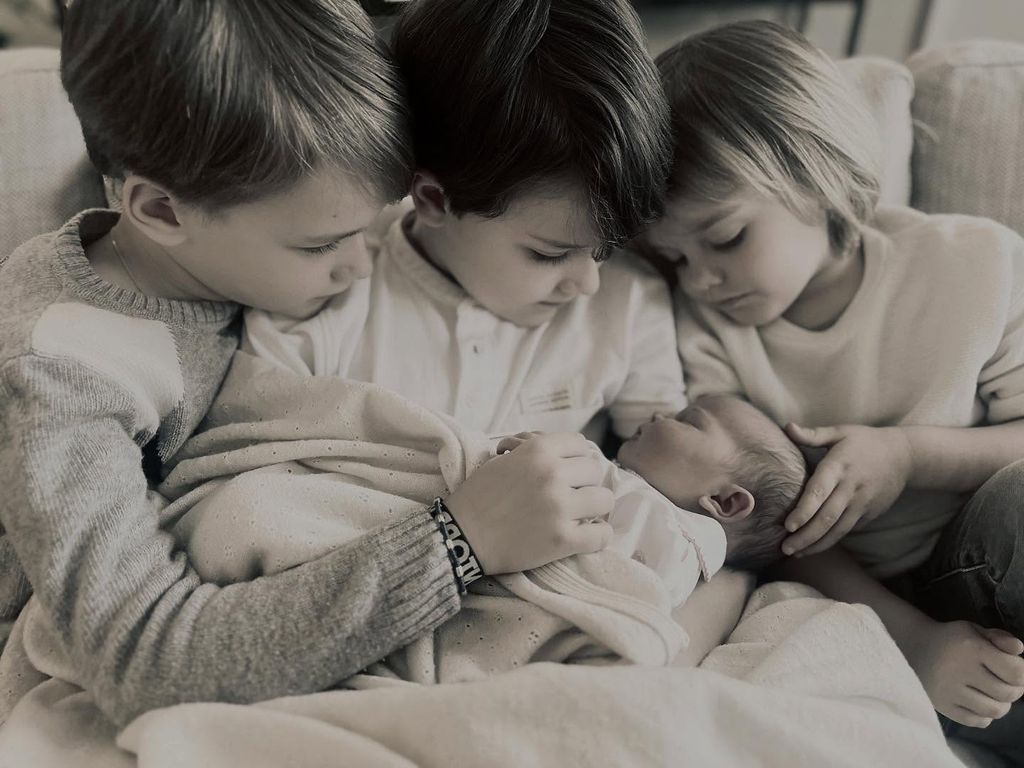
61, 0, 413, 211
656, 21, 880, 256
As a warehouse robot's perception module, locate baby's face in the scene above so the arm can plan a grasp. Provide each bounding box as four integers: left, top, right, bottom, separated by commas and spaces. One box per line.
617, 395, 756, 509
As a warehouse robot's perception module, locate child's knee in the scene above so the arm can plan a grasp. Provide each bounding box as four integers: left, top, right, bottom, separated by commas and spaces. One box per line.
969, 458, 1024, 540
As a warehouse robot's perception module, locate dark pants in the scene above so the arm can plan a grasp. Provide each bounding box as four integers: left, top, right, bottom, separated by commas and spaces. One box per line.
896, 458, 1024, 765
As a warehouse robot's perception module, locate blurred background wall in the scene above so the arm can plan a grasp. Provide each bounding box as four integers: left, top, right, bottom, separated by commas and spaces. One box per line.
1, 1, 1021, 62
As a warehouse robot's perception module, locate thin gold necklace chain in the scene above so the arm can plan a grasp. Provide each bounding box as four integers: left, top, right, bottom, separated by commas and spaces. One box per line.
110, 234, 144, 293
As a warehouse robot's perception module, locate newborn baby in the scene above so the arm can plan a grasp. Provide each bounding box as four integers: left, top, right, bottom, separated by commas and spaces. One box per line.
617, 394, 808, 572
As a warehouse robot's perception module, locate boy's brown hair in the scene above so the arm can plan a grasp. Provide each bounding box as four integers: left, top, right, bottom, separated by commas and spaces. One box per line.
392, 0, 671, 257
61, 0, 413, 210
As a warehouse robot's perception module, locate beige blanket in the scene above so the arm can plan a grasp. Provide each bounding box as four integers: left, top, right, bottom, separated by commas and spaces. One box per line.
0, 353, 961, 765
161, 352, 686, 677
3, 351, 684, 713
0, 584, 960, 767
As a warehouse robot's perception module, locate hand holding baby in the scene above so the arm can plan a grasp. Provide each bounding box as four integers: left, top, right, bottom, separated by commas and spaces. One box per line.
446, 431, 615, 575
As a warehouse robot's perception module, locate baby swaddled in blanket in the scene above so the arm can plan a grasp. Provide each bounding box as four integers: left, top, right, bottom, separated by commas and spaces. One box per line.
158, 354, 805, 683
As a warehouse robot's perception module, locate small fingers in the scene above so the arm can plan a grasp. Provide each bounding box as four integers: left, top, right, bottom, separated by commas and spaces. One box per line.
557, 455, 610, 491
527, 431, 591, 458
799, 502, 864, 556
567, 485, 616, 522
785, 423, 841, 448
960, 685, 1013, 722
982, 644, 1024, 687
784, 463, 843, 533
947, 705, 994, 730
983, 627, 1024, 657
495, 436, 527, 454
564, 518, 614, 555
783, 486, 852, 555
972, 667, 1024, 706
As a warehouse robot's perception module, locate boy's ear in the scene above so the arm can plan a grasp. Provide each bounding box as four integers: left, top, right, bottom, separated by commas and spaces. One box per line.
410, 170, 450, 226
121, 175, 189, 248
698, 484, 755, 523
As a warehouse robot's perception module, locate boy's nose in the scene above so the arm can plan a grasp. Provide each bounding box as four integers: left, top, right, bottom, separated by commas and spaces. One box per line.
333, 242, 373, 283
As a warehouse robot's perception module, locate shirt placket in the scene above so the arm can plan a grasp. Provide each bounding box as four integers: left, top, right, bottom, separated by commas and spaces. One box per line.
452, 303, 503, 430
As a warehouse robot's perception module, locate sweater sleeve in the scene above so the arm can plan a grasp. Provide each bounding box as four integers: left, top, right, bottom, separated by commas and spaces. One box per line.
675, 294, 745, 401
608, 267, 687, 439
0, 355, 460, 726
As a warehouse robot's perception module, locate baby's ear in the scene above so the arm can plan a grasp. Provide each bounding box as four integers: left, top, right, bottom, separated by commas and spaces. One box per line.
410, 170, 450, 226
698, 485, 755, 523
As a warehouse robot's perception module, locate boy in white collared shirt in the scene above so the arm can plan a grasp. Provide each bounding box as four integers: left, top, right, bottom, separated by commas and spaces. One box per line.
243, 0, 686, 443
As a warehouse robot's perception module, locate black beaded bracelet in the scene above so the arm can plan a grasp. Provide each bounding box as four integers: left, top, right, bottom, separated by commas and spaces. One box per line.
428, 497, 484, 594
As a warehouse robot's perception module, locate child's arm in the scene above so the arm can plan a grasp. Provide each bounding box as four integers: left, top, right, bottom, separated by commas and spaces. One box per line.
671, 568, 755, 667
783, 421, 1024, 555
607, 260, 687, 438
784, 227, 1024, 555
0, 361, 611, 726
903, 421, 1024, 491
772, 549, 1024, 728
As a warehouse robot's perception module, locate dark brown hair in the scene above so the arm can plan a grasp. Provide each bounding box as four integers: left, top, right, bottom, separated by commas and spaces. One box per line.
61, 0, 413, 210
392, 0, 671, 256
727, 438, 807, 572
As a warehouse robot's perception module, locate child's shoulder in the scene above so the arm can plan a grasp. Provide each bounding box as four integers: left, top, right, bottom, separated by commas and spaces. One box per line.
564, 249, 673, 336
1, 211, 237, 399
873, 205, 1023, 275
0, 222, 76, 365
365, 197, 414, 249
595, 248, 671, 297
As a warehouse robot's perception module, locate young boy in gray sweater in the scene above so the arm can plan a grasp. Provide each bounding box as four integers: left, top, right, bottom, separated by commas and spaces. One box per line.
0, 0, 615, 726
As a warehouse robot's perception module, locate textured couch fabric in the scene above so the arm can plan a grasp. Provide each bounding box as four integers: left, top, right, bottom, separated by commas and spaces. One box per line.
4, 41, 1020, 253
909, 40, 1024, 236
838, 55, 915, 208
0, 48, 103, 258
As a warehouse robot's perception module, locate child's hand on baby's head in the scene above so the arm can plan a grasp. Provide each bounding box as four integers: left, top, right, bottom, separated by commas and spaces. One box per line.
781, 423, 913, 556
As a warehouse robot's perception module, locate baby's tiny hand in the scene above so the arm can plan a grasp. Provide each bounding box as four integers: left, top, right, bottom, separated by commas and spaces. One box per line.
781, 424, 911, 556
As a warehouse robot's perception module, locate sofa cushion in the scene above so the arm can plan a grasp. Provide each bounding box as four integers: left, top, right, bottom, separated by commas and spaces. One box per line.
838, 56, 915, 208
908, 40, 1024, 235
0, 47, 104, 259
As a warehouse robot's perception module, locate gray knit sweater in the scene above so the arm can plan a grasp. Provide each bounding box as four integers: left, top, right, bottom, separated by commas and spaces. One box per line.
0, 210, 459, 725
